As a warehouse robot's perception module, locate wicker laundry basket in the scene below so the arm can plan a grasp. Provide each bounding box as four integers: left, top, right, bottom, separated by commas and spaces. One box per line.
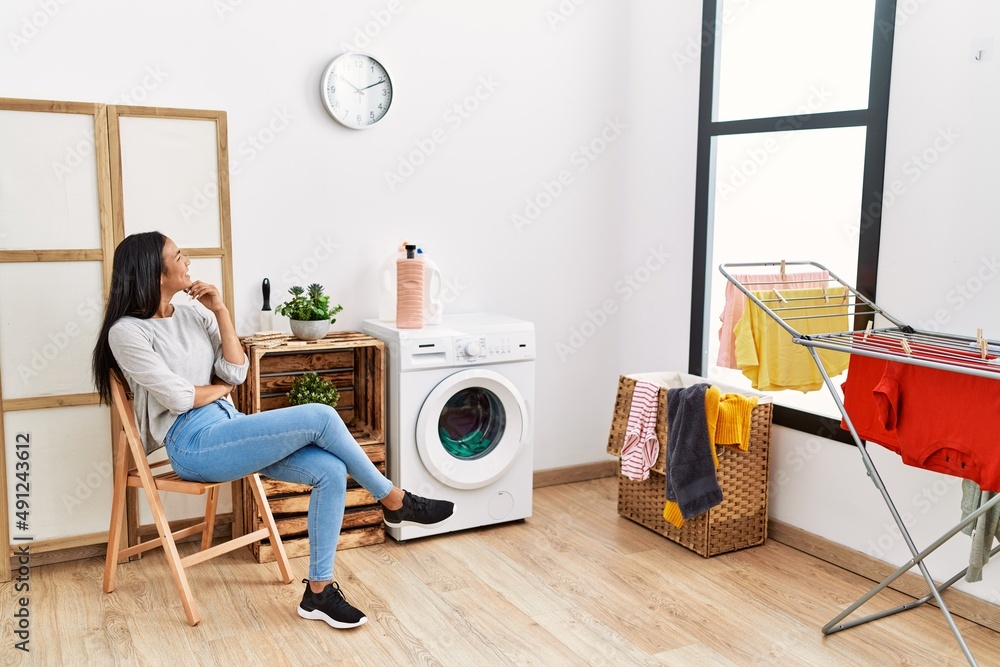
607, 372, 773, 557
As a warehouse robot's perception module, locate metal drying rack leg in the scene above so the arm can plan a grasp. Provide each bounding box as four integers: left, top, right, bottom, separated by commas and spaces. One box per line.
719, 260, 1000, 665
718, 261, 1000, 666
806, 345, 990, 667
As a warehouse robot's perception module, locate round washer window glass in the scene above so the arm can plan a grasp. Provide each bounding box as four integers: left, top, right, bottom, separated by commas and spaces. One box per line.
438, 387, 506, 460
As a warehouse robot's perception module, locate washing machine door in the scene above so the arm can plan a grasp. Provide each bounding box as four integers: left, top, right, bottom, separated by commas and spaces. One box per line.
415, 368, 528, 490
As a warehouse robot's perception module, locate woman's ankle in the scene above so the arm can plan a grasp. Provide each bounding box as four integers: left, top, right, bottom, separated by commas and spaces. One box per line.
309, 579, 332, 594
380, 486, 404, 511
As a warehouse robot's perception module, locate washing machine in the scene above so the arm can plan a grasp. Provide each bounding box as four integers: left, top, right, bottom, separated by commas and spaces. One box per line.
363, 313, 535, 541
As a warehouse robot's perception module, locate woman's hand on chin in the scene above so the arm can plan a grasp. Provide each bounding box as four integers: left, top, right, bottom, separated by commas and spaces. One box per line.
186, 280, 226, 314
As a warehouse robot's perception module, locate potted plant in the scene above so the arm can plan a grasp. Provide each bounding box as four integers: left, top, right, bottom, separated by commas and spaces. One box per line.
287, 371, 340, 408
275, 283, 344, 341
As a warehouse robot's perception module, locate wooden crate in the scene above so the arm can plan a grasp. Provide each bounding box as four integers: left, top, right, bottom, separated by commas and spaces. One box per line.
237, 331, 385, 446
234, 332, 387, 563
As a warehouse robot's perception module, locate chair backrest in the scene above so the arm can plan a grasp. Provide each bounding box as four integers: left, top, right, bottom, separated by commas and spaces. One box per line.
109, 371, 148, 463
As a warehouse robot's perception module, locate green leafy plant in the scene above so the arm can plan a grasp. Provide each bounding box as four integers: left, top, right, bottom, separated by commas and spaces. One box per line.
287, 372, 340, 408
275, 283, 344, 322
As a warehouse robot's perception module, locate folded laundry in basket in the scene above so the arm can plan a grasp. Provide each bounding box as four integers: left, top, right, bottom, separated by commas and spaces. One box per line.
663, 384, 723, 528
621, 381, 660, 481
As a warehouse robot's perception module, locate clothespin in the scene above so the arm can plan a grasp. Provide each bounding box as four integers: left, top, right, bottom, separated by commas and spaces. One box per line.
780, 259, 786, 280
864, 321, 873, 341
978, 328, 984, 344
773, 288, 787, 304
901, 339, 912, 356
841, 288, 848, 304
822, 287, 829, 303
981, 339, 989, 361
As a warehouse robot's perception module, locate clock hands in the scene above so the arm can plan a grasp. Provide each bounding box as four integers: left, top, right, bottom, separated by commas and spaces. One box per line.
339, 75, 385, 96
323, 53, 390, 127
359, 78, 385, 92
339, 75, 363, 94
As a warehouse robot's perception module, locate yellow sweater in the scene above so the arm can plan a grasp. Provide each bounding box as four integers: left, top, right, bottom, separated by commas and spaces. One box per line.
715, 392, 758, 452
663, 388, 758, 527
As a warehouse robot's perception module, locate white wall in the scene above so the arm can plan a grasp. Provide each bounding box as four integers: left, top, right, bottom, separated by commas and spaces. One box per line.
6, 0, 998, 611
3, 0, 996, 616
769, 1, 1000, 605
0, 1, 701, 477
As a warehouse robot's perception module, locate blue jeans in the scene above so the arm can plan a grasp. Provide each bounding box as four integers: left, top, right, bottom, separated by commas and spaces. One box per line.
164, 400, 393, 581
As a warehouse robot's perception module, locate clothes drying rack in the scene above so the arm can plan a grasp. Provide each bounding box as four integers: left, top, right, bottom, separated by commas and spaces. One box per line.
720, 260, 1000, 667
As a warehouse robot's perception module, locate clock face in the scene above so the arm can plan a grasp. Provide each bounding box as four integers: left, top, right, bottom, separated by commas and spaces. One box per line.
321, 53, 393, 129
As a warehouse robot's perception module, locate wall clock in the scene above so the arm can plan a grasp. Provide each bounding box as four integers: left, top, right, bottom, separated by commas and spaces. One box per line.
320, 52, 393, 129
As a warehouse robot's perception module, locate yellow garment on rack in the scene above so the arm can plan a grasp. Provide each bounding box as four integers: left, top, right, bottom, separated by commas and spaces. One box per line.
734, 287, 849, 392
715, 393, 759, 451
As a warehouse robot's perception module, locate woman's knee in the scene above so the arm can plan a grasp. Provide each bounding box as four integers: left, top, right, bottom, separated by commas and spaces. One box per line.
292, 402, 341, 428
311, 454, 347, 489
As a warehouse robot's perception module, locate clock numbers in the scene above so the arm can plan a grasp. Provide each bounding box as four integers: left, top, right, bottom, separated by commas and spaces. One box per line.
321, 53, 392, 129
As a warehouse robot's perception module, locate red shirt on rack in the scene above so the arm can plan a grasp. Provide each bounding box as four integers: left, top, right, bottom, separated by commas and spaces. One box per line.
874, 359, 1000, 492
843, 333, 1000, 491
841, 349, 900, 453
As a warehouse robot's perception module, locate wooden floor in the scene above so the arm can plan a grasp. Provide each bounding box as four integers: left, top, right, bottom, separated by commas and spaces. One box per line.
4, 477, 999, 666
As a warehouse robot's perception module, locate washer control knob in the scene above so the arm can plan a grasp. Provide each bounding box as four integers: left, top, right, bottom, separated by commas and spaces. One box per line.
464, 340, 481, 358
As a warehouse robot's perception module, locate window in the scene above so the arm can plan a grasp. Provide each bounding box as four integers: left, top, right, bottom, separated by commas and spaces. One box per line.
689, 0, 896, 442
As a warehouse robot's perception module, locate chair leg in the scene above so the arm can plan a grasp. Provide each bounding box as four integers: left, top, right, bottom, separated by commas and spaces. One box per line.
248, 474, 293, 584
103, 431, 130, 593
201, 486, 219, 552
145, 483, 201, 626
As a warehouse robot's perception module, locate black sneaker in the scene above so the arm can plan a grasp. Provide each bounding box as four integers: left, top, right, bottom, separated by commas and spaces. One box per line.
383, 490, 455, 528
297, 579, 367, 629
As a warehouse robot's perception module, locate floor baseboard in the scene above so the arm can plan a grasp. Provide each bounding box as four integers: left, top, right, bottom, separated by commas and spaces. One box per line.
9, 517, 234, 572
533, 460, 618, 488
769, 519, 999, 633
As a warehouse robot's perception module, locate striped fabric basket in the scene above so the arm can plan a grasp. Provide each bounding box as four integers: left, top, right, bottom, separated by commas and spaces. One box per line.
607, 373, 773, 558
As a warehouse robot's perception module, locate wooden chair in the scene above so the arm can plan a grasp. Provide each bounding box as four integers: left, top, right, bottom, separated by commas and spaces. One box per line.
103, 372, 293, 626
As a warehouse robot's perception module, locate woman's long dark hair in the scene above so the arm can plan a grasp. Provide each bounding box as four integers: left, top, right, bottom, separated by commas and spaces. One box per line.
92, 231, 166, 404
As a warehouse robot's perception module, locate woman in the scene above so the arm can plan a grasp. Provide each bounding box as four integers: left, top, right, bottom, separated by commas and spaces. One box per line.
92, 231, 453, 629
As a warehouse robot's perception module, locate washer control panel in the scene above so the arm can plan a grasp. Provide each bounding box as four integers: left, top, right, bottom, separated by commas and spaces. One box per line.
455, 332, 534, 364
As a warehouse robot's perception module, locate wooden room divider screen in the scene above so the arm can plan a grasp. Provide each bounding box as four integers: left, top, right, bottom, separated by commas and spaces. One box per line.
0, 98, 235, 582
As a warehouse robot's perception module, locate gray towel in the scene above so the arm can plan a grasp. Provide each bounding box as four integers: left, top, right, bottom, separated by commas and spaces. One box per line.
961, 479, 1000, 583
665, 384, 723, 520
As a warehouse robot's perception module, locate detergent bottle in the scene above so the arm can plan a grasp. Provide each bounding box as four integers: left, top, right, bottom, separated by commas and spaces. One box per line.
417, 247, 443, 326
395, 244, 424, 329
378, 241, 407, 321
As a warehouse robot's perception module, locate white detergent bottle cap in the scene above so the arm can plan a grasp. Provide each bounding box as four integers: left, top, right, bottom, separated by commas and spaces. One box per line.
417, 248, 443, 326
